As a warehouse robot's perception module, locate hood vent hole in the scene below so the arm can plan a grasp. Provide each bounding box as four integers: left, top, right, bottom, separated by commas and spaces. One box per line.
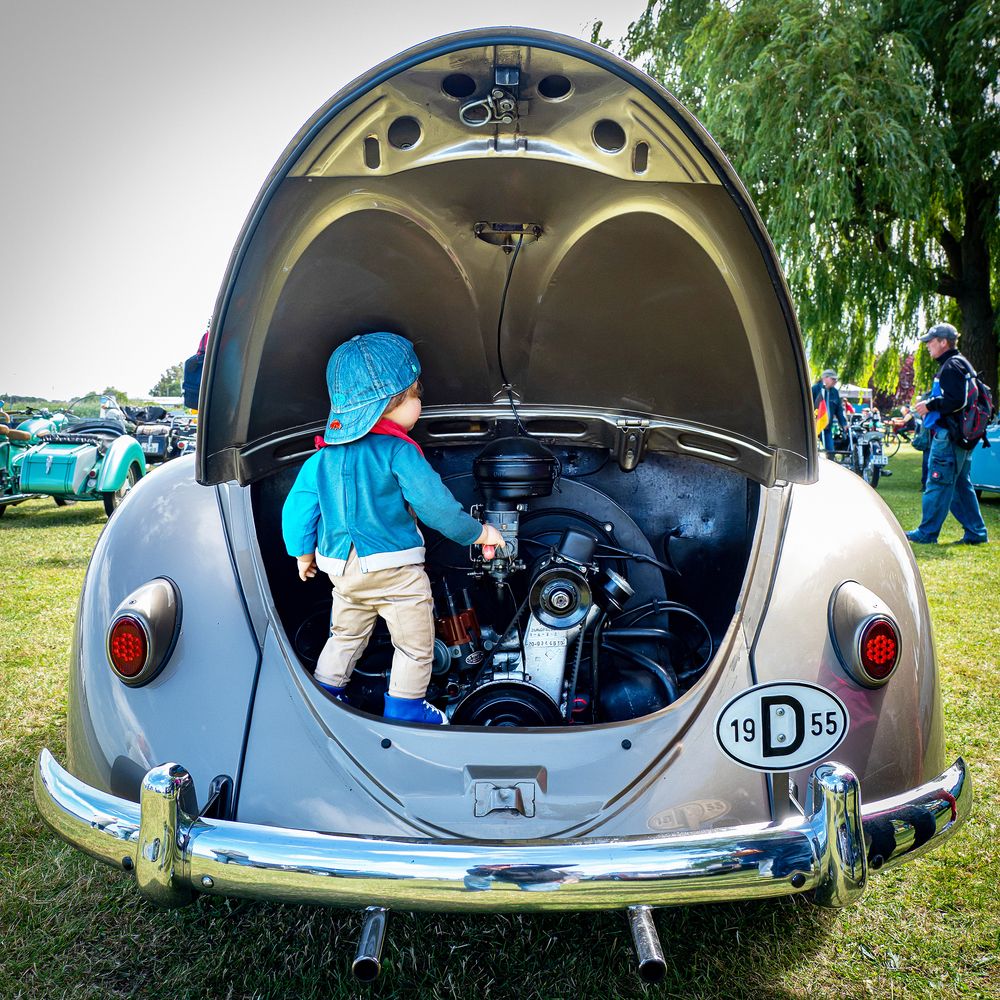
593, 119, 626, 153
537, 74, 572, 100
387, 116, 421, 150
442, 73, 477, 99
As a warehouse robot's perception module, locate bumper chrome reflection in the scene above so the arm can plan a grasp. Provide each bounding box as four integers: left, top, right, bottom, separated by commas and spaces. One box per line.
34, 749, 969, 913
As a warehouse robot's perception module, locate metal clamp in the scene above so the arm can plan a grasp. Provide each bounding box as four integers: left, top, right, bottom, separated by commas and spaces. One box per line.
460, 88, 518, 127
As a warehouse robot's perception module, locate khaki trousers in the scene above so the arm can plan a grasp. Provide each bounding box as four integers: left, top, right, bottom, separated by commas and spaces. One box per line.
315, 548, 435, 700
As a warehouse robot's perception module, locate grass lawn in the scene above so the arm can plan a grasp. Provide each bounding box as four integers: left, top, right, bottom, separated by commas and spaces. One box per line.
1, 451, 997, 999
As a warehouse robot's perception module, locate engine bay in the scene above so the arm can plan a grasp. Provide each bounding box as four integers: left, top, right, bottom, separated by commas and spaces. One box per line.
256, 431, 758, 728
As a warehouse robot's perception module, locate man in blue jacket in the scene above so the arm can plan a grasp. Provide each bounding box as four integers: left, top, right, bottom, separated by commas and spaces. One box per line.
907, 323, 988, 545
811, 368, 846, 453
283, 332, 503, 724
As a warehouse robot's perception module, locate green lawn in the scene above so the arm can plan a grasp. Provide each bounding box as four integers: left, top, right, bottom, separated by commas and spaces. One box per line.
1, 452, 997, 1000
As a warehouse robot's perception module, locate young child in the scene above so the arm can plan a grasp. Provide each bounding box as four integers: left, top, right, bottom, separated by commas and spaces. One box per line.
282, 332, 503, 725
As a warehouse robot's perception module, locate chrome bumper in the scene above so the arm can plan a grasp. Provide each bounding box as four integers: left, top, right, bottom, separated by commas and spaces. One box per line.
34, 749, 969, 913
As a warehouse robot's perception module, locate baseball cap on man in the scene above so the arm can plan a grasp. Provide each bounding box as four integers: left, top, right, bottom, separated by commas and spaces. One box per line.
323, 332, 421, 444
820, 368, 838, 380
918, 322, 958, 343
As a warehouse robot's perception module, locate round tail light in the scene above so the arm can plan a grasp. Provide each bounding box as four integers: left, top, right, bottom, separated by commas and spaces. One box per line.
829, 581, 902, 688
106, 579, 181, 686
108, 616, 149, 678
858, 616, 900, 682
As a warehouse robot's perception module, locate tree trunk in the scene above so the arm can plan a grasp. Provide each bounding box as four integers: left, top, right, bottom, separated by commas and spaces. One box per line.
956, 190, 998, 392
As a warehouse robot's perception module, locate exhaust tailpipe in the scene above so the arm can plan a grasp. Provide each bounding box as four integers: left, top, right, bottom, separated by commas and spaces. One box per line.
627, 905, 666, 984
352, 906, 388, 982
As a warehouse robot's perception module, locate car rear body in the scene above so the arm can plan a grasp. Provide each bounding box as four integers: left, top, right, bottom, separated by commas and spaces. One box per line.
36, 29, 969, 950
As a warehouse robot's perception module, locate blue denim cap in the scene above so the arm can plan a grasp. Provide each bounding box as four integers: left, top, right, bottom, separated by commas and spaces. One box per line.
918, 322, 958, 343
324, 332, 421, 444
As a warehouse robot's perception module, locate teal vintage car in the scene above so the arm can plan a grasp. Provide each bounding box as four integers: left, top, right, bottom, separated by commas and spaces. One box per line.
970, 420, 1000, 499
0, 396, 147, 517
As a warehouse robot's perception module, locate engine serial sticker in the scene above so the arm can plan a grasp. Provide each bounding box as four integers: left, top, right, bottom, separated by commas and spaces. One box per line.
714, 681, 850, 772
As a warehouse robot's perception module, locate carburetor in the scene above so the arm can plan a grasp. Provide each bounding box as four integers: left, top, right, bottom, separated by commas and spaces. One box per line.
470, 436, 559, 584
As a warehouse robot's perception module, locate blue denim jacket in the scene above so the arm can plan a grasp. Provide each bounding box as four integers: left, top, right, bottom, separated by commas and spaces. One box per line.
282, 435, 482, 575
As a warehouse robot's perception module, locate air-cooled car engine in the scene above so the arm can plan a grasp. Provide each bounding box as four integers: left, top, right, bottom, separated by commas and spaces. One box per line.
294, 436, 714, 727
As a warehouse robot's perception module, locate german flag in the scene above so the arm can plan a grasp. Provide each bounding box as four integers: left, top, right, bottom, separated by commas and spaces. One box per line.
815, 397, 829, 433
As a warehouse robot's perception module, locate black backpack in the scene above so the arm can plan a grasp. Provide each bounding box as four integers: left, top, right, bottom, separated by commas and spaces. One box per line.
952, 359, 995, 450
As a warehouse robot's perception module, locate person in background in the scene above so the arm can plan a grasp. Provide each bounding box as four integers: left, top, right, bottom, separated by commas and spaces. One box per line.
0, 401, 32, 441
892, 405, 916, 440
906, 323, 988, 545
811, 369, 846, 453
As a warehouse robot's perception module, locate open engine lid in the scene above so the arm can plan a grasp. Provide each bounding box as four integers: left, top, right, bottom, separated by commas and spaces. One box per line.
197, 28, 817, 488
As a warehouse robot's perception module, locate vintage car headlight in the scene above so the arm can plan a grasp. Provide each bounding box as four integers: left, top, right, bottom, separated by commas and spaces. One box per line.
106, 578, 181, 686
828, 581, 901, 687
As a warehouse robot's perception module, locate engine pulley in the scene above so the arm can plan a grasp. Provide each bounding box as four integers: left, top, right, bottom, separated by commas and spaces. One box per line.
529, 565, 592, 629
450, 681, 564, 727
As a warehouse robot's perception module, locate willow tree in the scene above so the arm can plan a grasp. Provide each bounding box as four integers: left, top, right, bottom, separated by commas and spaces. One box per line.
610, 0, 999, 390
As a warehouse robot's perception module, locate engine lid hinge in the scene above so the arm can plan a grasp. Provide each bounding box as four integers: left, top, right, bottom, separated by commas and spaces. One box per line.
615, 419, 649, 472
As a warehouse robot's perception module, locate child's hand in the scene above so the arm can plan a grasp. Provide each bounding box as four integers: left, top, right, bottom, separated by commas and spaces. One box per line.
297, 554, 318, 581
475, 524, 505, 559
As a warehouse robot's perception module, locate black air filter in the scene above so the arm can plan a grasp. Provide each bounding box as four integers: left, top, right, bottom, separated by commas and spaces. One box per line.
473, 437, 558, 509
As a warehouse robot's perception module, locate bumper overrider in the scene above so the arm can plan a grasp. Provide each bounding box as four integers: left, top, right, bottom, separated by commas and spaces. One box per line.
35, 749, 969, 913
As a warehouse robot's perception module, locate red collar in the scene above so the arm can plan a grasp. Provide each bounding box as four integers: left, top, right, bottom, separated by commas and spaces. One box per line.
314, 418, 423, 456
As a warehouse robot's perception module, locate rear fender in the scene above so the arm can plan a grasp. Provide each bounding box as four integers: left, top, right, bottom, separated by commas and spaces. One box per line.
67, 456, 259, 805
751, 461, 943, 801
96, 437, 146, 491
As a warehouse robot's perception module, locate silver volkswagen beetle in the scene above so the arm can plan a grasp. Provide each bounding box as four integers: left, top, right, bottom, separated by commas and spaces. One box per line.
35, 27, 970, 984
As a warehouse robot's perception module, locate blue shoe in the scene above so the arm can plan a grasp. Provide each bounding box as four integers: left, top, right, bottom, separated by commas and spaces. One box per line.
383, 694, 449, 725
316, 680, 350, 703
957, 534, 988, 545
905, 531, 935, 544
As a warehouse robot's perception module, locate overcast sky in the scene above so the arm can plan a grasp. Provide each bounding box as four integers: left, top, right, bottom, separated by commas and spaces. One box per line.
0, 1, 644, 401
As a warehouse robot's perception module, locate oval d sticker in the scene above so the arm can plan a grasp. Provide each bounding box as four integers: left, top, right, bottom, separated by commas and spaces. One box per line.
715, 682, 849, 772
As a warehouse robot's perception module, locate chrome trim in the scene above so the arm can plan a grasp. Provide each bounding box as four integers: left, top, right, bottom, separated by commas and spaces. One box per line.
135, 763, 196, 907
35, 750, 969, 913
808, 762, 867, 906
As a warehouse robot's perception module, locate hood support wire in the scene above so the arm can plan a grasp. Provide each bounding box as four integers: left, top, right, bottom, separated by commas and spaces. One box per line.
496, 232, 527, 435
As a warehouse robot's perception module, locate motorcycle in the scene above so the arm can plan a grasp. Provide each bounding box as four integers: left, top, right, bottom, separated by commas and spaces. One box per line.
130, 409, 197, 463
0, 403, 70, 515
3, 394, 146, 518
830, 417, 887, 489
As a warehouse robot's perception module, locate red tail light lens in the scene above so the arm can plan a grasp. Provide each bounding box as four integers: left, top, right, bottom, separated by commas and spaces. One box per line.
105, 579, 180, 686
108, 616, 149, 677
858, 617, 899, 682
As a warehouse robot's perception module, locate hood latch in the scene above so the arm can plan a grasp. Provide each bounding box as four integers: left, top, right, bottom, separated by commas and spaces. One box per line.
616, 418, 649, 471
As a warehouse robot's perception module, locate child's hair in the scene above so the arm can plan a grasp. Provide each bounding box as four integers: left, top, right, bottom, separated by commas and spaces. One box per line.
381, 379, 423, 416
